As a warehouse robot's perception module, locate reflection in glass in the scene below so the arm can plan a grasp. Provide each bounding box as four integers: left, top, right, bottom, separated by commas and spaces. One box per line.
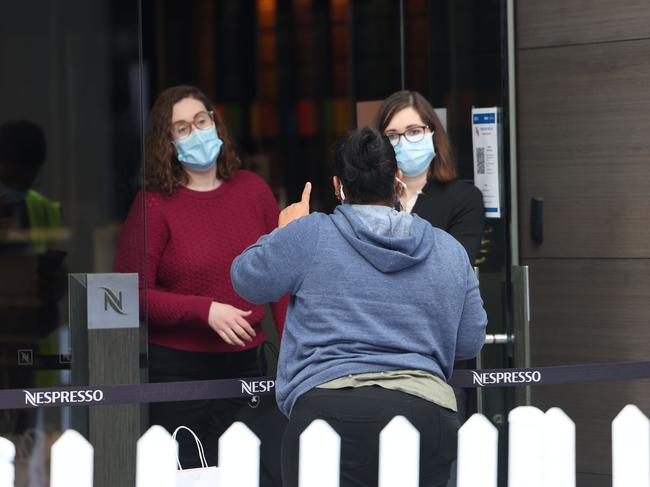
0, 0, 145, 483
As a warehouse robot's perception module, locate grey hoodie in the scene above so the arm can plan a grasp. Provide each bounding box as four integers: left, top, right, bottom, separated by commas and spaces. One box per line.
231, 204, 487, 416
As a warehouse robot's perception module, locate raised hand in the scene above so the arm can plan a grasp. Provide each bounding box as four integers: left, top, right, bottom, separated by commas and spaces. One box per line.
279, 182, 311, 228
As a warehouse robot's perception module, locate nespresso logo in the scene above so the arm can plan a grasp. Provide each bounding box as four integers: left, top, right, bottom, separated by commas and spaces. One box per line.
99, 287, 127, 315
24, 389, 104, 407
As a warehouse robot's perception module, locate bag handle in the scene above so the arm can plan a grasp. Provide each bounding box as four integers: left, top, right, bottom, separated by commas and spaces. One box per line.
171, 426, 208, 470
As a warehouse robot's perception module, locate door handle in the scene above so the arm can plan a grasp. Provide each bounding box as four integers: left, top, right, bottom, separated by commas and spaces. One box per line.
530, 197, 543, 244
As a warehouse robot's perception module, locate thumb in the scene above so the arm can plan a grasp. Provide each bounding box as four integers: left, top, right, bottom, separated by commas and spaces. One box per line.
238, 309, 253, 316
301, 182, 312, 205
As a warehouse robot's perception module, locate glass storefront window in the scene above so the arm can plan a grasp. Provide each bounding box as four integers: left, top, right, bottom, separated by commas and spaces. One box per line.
1, 0, 145, 482
2, 1, 513, 485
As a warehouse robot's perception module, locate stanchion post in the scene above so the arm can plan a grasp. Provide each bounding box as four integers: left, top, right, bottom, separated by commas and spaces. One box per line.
512, 265, 531, 406
474, 267, 484, 414
69, 273, 141, 487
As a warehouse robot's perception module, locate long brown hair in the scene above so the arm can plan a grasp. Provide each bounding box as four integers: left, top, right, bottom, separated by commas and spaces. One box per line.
374, 90, 457, 184
144, 85, 240, 195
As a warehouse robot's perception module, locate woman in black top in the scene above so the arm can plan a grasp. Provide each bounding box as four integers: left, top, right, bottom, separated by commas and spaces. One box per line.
374, 91, 484, 262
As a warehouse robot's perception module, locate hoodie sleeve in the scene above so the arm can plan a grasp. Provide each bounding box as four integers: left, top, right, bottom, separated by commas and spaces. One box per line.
231, 214, 321, 304
455, 259, 488, 361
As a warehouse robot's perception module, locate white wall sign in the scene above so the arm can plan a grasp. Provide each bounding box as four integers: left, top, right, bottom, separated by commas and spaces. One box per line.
472, 107, 502, 218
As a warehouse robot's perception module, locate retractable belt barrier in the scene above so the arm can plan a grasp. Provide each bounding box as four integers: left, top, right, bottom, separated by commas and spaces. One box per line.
3, 361, 650, 410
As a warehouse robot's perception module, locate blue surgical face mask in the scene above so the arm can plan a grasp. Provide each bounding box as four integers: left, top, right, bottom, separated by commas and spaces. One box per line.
173, 127, 223, 172
394, 133, 436, 177
0, 180, 28, 204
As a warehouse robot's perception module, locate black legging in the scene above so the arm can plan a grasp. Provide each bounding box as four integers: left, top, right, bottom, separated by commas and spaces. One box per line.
148, 343, 286, 487
282, 386, 459, 487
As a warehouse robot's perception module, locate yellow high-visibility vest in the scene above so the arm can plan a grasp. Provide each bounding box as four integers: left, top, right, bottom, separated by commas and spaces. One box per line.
25, 190, 61, 253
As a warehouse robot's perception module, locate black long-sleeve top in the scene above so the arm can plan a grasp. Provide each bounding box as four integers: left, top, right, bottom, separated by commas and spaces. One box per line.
411, 179, 485, 263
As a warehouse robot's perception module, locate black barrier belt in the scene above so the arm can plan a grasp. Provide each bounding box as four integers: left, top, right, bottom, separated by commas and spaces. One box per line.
3, 361, 650, 410
0, 377, 276, 410
448, 361, 650, 388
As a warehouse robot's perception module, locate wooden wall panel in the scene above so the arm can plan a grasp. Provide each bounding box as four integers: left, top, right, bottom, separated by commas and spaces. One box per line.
518, 40, 650, 259
532, 380, 650, 478
516, 0, 650, 49
527, 260, 650, 366
527, 259, 650, 480
517, 3, 650, 486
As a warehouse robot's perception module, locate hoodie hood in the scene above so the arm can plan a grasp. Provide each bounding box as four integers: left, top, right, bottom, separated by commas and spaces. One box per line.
331, 204, 434, 273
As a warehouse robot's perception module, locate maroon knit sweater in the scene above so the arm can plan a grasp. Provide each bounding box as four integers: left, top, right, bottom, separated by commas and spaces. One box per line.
114, 170, 287, 353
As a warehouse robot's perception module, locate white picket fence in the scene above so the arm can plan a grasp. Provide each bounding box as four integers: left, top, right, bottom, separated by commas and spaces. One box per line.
0, 404, 649, 486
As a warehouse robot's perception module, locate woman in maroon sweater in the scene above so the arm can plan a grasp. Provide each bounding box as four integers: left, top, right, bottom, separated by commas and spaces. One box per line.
114, 85, 287, 472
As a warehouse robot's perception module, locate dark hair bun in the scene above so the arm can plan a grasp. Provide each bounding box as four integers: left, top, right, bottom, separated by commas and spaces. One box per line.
333, 127, 398, 204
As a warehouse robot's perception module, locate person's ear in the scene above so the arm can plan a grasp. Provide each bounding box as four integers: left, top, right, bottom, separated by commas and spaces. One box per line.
332, 176, 341, 199
396, 169, 404, 180
395, 172, 407, 196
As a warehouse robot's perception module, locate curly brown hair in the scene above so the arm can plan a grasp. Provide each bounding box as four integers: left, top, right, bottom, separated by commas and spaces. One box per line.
374, 90, 457, 184
144, 85, 240, 195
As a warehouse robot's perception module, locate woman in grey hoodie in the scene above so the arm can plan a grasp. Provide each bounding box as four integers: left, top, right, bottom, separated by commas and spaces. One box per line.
231, 127, 487, 487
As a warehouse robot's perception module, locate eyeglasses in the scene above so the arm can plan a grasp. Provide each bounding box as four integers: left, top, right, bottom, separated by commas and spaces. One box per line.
385, 125, 431, 147
170, 111, 215, 141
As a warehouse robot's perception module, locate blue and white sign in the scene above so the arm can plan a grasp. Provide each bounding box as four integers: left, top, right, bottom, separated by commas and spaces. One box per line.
472, 107, 502, 218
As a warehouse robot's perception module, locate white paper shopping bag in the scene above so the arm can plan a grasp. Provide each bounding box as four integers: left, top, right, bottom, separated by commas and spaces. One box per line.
176, 467, 220, 487
172, 426, 220, 487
